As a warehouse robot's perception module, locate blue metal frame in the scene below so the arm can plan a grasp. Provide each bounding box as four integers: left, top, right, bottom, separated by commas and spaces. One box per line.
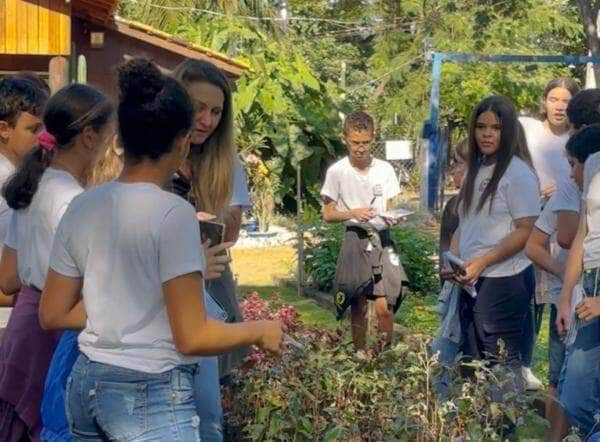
426, 52, 600, 209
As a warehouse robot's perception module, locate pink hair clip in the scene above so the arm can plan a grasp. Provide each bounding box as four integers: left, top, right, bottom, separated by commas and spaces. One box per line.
38, 130, 56, 151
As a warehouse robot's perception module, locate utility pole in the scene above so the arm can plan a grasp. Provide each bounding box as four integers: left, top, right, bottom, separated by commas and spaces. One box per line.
275, 0, 289, 32
340, 61, 347, 89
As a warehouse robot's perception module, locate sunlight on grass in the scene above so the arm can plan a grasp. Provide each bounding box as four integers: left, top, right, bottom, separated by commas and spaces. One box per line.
231, 246, 295, 286
238, 285, 337, 329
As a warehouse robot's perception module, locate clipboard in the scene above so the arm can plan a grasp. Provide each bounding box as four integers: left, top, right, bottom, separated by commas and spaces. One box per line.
379, 208, 414, 219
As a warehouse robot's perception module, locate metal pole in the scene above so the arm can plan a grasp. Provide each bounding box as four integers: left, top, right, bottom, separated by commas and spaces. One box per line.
296, 162, 304, 297
427, 52, 443, 210
424, 51, 600, 211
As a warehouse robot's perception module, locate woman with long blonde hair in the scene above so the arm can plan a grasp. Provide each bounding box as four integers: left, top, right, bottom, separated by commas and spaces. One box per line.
172, 60, 252, 436
172, 60, 243, 233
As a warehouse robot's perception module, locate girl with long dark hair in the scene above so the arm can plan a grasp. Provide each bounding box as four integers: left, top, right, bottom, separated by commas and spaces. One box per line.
444, 96, 540, 377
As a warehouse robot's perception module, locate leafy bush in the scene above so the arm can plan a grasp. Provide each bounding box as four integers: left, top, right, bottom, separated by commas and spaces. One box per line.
304, 223, 438, 296
303, 223, 343, 292
223, 294, 545, 441
390, 227, 438, 296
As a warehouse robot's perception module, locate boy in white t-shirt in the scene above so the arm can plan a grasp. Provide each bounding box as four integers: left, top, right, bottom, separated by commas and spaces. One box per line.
321, 111, 407, 350
0, 77, 47, 313
554, 125, 600, 439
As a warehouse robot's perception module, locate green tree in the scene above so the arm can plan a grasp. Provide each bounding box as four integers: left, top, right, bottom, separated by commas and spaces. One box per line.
574, 0, 600, 84
367, 0, 585, 141
119, 0, 587, 207
119, 0, 348, 208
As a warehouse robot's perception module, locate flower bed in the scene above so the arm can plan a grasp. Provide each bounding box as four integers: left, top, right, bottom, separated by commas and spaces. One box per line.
223, 293, 545, 441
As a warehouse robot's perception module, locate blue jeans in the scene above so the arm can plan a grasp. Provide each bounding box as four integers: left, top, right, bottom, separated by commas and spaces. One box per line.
558, 268, 600, 436
195, 292, 226, 441
67, 354, 201, 441
43, 292, 224, 441
41, 330, 79, 441
548, 305, 566, 387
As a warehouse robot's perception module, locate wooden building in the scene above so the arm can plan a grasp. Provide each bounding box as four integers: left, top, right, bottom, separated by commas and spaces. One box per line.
0, 0, 248, 94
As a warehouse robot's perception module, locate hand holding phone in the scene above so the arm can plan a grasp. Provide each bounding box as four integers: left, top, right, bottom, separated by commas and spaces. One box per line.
442, 251, 467, 276
199, 220, 227, 256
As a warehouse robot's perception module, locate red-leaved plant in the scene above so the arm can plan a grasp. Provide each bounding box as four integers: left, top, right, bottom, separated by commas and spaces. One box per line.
238, 292, 302, 368
223, 291, 543, 441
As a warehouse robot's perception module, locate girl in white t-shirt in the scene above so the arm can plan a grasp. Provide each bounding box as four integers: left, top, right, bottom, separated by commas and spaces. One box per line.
555, 125, 600, 438
443, 95, 540, 380
519, 77, 579, 390
38, 59, 283, 440
0, 83, 114, 441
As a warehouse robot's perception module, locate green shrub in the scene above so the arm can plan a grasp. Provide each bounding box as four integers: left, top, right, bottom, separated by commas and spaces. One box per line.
304, 223, 438, 297
223, 295, 545, 441
303, 223, 343, 292
390, 227, 438, 297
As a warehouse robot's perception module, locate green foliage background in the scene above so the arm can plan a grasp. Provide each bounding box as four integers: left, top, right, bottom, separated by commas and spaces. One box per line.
119, 0, 586, 207
304, 222, 438, 297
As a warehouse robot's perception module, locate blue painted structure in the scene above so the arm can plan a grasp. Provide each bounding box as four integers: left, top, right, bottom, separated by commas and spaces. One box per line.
425, 52, 600, 209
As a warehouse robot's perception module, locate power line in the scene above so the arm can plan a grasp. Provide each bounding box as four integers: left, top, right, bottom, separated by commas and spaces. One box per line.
312, 22, 412, 39
346, 56, 423, 96
122, 0, 379, 27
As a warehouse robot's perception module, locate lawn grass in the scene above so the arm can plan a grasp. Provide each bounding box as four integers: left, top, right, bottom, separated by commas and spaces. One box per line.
231, 245, 337, 328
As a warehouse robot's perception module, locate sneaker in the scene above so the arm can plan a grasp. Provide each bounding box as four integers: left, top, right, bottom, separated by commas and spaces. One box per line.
522, 367, 543, 390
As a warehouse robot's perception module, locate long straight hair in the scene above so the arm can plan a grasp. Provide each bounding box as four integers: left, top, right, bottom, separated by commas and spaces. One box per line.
172, 60, 234, 218
88, 136, 123, 186
538, 77, 579, 121
457, 95, 528, 214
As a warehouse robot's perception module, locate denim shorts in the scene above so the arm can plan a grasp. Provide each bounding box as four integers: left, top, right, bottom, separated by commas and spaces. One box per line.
558, 268, 600, 436
66, 354, 201, 441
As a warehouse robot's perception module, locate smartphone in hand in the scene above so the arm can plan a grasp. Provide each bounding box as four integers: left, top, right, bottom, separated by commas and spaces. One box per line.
442, 251, 467, 276
199, 220, 227, 256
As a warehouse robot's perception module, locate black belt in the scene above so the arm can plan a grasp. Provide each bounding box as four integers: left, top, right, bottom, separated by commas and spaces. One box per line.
345, 225, 392, 248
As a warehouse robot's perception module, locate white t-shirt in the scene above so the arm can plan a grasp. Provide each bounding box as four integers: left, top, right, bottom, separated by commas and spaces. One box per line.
553, 177, 581, 213
458, 157, 540, 277
230, 157, 251, 208
583, 152, 600, 269
321, 156, 400, 231
49, 182, 206, 373
519, 116, 570, 192
4, 168, 83, 290
534, 193, 579, 304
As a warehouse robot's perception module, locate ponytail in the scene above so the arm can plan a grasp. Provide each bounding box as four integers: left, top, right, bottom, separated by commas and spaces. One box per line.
2, 83, 113, 210
3, 145, 53, 210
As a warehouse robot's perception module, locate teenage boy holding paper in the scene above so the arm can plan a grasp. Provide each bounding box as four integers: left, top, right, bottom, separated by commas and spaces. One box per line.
321, 111, 408, 350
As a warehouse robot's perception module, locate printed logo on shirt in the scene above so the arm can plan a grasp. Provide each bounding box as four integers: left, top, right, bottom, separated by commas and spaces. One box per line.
479, 178, 490, 193
335, 291, 346, 306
